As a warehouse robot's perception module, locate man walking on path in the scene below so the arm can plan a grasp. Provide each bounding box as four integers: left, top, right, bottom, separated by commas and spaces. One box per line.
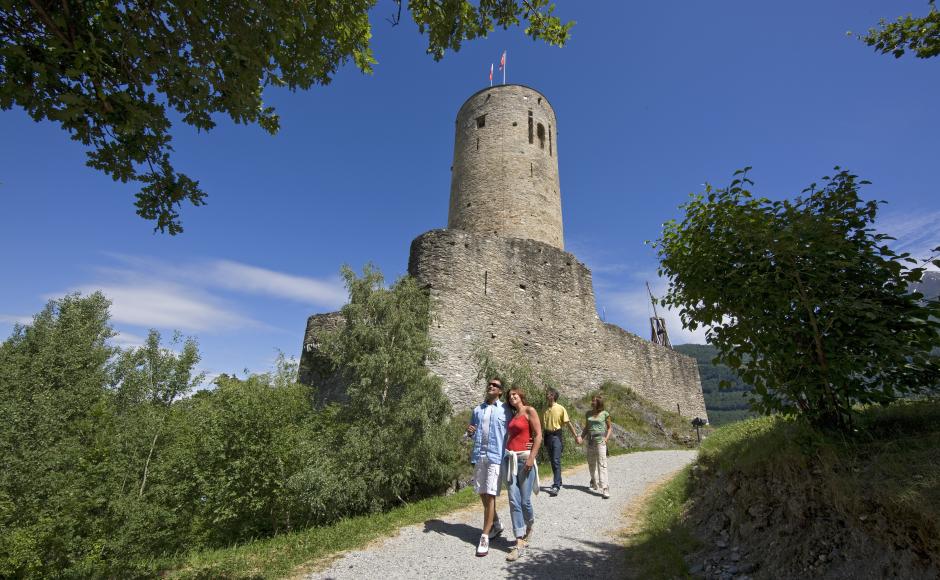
466, 377, 511, 556
542, 388, 581, 496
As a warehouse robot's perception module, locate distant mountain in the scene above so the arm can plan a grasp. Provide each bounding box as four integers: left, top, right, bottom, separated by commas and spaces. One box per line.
674, 344, 756, 427
911, 271, 940, 301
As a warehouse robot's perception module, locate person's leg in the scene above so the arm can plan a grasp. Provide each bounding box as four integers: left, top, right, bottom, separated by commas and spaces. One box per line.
548, 432, 563, 488
597, 441, 609, 493
506, 472, 525, 539
586, 441, 598, 488
520, 462, 536, 533
480, 493, 495, 534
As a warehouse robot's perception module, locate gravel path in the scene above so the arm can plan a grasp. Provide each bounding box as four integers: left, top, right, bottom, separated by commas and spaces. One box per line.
306, 449, 697, 580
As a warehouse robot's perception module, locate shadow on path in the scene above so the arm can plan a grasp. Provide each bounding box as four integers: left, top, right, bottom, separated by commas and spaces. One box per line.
507, 538, 627, 580
422, 519, 511, 552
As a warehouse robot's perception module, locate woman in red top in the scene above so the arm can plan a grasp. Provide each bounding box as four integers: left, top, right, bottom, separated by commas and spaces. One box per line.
503, 386, 543, 562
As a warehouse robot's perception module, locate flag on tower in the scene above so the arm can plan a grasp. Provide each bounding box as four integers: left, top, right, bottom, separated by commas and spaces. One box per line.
499, 50, 506, 84
489, 63, 493, 86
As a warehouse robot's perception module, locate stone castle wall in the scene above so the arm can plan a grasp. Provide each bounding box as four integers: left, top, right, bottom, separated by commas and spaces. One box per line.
406, 228, 707, 417
448, 85, 563, 249
300, 83, 706, 421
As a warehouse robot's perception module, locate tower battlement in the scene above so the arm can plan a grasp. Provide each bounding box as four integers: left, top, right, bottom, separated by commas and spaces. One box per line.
448, 84, 563, 249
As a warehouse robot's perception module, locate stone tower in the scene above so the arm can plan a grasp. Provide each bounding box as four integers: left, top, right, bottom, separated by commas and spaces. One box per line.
301, 84, 707, 420
448, 85, 563, 249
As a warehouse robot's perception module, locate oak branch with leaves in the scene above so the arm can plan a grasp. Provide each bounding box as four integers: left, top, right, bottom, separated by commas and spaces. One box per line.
0, 0, 572, 234
862, 0, 940, 59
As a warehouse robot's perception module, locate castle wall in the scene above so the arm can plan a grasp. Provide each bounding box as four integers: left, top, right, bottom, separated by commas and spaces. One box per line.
407, 228, 708, 418
448, 85, 563, 249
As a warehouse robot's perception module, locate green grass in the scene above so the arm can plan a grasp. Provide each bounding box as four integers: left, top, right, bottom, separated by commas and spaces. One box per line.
622, 466, 699, 579
160, 487, 481, 579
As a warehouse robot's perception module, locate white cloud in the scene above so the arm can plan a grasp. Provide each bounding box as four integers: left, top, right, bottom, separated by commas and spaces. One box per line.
69, 282, 256, 333
102, 253, 347, 308
208, 260, 346, 307
0, 314, 32, 325
109, 330, 148, 349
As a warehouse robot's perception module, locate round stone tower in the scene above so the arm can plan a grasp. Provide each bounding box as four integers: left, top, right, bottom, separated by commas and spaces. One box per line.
448, 84, 563, 249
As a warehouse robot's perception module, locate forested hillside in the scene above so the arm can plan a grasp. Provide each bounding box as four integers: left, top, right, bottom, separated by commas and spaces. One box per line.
673, 344, 755, 426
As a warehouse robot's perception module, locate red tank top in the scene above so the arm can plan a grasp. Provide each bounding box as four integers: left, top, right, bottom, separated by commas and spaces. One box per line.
506, 412, 531, 452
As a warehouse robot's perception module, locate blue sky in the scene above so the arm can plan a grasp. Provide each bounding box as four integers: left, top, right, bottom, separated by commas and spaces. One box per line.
2, 1, 938, 381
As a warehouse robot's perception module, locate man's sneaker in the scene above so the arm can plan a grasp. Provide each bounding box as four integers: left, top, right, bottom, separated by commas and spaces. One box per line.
505, 539, 527, 562
589, 479, 597, 490
549, 485, 559, 496
602, 489, 610, 499
476, 534, 489, 557
488, 520, 503, 540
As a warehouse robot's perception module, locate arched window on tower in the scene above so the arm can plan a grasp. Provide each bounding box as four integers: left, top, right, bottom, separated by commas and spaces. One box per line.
537, 123, 545, 150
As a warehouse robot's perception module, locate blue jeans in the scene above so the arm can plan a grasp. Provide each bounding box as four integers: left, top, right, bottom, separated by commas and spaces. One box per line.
544, 430, 564, 487
506, 457, 536, 538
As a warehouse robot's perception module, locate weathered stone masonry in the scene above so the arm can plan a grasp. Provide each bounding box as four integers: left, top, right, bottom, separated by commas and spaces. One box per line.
301, 84, 707, 419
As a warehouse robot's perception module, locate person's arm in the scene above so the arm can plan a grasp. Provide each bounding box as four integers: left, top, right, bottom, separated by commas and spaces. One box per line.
566, 416, 582, 443
524, 406, 543, 471
604, 414, 612, 443
581, 413, 590, 441
466, 408, 478, 436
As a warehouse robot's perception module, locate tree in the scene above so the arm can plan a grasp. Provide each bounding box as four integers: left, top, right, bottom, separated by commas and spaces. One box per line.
0, 292, 115, 576
653, 168, 940, 431
0, 1, 573, 234
313, 265, 461, 506
862, 0, 940, 60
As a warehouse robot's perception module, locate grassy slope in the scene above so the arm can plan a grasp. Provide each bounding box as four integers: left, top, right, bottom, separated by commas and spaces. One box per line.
625, 400, 940, 578
163, 383, 691, 578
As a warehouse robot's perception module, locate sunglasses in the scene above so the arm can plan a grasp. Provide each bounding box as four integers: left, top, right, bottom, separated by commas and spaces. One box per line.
488, 382, 502, 388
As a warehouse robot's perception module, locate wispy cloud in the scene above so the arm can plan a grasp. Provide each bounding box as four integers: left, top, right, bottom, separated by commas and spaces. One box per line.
109, 330, 148, 349
0, 314, 32, 325
70, 281, 255, 332
103, 253, 347, 308
876, 209, 940, 266
46, 254, 347, 334
209, 260, 346, 307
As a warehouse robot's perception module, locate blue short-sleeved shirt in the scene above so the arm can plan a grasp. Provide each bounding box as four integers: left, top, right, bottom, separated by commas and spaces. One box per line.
470, 399, 511, 465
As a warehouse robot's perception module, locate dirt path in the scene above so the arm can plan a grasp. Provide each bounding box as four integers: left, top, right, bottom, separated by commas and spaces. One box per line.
305, 449, 697, 579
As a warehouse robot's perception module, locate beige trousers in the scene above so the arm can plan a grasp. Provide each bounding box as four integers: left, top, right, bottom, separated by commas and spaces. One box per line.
586, 440, 608, 491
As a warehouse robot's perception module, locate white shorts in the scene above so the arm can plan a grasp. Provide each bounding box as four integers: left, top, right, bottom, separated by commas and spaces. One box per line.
472, 458, 503, 496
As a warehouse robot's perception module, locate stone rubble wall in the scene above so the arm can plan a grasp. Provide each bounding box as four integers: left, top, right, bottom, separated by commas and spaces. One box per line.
406, 228, 708, 418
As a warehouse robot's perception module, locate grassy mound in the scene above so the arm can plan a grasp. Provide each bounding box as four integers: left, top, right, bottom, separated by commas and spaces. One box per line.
627, 399, 940, 578
570, 381, 704, 450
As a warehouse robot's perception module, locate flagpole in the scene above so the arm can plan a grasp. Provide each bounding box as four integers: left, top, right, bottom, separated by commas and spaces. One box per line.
503, 52, 506, 85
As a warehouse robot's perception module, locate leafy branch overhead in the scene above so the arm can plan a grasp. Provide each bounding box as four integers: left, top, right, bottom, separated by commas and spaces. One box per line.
0, 1, 573, 234
862, 0, 940, 59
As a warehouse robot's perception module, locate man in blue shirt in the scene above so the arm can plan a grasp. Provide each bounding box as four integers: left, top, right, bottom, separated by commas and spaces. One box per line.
466, 377, 511, 557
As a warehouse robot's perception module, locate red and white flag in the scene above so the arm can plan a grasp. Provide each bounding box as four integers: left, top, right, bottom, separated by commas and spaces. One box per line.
499, 50, 506, 84
489, 63, 493, 86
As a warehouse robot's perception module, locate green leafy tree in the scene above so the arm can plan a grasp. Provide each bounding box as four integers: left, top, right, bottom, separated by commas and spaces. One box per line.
654, 168, 940, 431
0, 293, 115, 577
314, 265, 461, 507
0, 1, 572, 234
862, 0, 940, 59
111, 329, 204, 500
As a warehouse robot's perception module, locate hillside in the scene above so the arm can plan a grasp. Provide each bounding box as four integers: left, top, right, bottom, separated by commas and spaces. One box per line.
673, 344, 756, 426
682, 402, 940, 578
